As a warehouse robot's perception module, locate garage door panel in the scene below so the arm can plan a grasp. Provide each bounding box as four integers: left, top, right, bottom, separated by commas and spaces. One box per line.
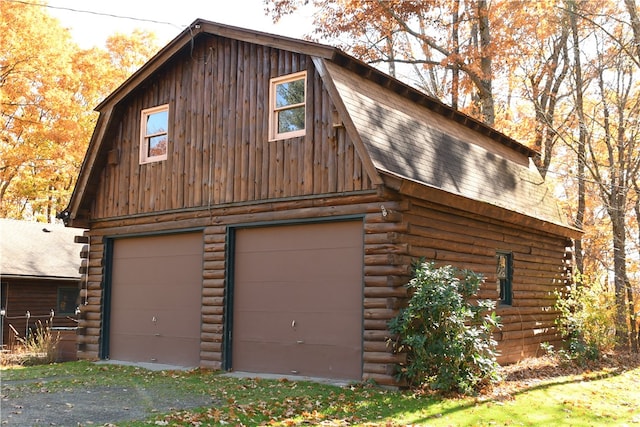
109, 233, 203, 367
242, 227, 356, 251
114, 236, 202, 257
234, 341, 360, 379
234, 310, 360, 342
233, 342, 297, 373
239, 248, 361, 281
233, 221, 363, 380
234, 281, 359, 311
115, 258, 201, 286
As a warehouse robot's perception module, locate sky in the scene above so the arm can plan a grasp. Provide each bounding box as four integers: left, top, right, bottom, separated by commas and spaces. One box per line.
44, 0, 316, 49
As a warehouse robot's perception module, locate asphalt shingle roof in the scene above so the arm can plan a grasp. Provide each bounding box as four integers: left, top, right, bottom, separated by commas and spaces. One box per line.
0, 219, 84, 280
325, 61, 568, 228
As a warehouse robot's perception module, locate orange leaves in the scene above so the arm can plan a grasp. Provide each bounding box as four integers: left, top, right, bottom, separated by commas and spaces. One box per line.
150, 377, 376, 426
0, 1, 158, 220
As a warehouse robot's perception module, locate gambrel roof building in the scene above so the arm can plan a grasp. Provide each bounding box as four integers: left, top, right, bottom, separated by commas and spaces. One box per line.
64, 20, 580, 385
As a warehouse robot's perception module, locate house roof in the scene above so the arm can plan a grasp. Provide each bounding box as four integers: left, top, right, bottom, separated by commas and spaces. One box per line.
0, 219, 84, 281
319, 60, 574, 232
66, 19, 578, 237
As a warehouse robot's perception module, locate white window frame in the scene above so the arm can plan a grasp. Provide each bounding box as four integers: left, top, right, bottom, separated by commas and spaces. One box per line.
269, 71, 307, 141
139, 104, 169, 164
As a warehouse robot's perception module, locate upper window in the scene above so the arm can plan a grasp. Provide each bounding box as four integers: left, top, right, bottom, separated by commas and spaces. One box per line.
269, 71, 306, 140
496, 251, 513, 305
140, 105, 169, 164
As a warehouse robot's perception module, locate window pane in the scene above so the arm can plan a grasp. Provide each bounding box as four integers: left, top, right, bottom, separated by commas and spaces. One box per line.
497, 254, 507, 279
275, 78, 305, 108
57, 288, 79, 315
146, 110, 168, 135
278, 106, 305, 133
148, 135, 167, 157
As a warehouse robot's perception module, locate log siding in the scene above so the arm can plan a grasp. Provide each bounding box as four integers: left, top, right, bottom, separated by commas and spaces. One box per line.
77, 189, 571, 382
76, 192, 410, 385
399, 197, 571, 364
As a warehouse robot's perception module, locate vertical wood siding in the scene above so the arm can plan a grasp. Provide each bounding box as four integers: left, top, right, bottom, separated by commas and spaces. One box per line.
92, 36, 373, 220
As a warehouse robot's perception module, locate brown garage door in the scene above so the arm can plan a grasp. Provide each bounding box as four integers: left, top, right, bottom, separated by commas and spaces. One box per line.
233, 221, 363, 380
109, 232, 203, 367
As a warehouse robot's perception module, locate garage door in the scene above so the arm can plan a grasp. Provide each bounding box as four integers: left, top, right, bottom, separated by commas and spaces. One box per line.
232, 221, 363, 380
109, 232, 203, 366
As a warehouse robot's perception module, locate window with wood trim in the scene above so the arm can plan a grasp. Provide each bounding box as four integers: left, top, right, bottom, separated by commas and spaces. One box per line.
57, 287, 79, 315
269, 71, 306, 140
496, 251, 513, 305
140, 105, 169, 164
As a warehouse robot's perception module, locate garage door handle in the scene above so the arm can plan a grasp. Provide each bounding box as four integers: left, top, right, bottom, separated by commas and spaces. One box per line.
296, 340, 304, 344
154, 333, 161, 337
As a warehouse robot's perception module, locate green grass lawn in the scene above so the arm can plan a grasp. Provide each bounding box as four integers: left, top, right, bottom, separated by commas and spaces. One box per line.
2, 360, 639, 426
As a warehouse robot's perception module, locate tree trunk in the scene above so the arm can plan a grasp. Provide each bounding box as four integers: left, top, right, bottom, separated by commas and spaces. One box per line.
386, 32, 396, 78
611, 212, 631, 348
567, 0, 586, 275
451, 0, 460, 110
476, 0, 494, 125
531, 28, 569, 179
624, 0, 640, 61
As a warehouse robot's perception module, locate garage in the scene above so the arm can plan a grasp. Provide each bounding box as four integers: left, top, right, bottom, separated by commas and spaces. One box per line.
232, 220, 364, 380
108, 232, 203, 367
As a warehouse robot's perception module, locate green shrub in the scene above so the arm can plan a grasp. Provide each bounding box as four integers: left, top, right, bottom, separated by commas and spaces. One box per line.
388, 261, 502, 394
549, 274, 616, 362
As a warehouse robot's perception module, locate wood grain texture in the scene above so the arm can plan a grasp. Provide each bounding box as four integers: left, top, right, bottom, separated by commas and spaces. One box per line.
91, 36, 374, 220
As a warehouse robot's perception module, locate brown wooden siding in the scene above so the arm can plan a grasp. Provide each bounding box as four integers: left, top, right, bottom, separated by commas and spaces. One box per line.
77, 189, 572, 385
399, 197, 571, 364
76, 192, 412, 385
73, 33, 576, 386
76, 234, 104, 358
91, 36, 373, 220
1, 280, 78, 347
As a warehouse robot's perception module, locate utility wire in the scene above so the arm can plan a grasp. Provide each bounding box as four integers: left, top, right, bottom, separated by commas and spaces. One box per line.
5, 0, 186, 30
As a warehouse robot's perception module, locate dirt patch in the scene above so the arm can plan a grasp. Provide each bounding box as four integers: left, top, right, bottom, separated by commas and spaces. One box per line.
1, 378, 216, 426
485, 350, 640, 400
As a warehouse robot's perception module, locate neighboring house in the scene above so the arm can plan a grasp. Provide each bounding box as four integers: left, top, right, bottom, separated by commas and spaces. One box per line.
0, 219, 83, 359
62, 20, 581, 385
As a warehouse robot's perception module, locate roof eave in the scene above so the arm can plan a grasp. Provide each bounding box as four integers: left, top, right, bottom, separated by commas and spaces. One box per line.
380, 170, 582, 240
96, 19, 338, 112
1, 274, 81, 282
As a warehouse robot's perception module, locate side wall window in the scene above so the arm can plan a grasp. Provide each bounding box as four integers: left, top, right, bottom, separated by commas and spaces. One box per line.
269, 71, 306, 140
140, 105, 169, 164
57, 287, 79, 315
496, 251, 513, 305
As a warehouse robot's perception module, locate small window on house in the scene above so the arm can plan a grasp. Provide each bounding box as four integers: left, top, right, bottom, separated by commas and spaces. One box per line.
140, 105, 169, 164
269, 71, 306, 140
57, 287, 79, 315
496, 252, 513, 305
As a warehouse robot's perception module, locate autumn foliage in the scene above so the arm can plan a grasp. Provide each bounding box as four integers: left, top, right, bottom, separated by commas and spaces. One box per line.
0, 0, 158, 221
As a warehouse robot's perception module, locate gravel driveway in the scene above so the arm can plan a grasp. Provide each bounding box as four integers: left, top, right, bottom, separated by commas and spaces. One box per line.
0, 362, 216, 426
